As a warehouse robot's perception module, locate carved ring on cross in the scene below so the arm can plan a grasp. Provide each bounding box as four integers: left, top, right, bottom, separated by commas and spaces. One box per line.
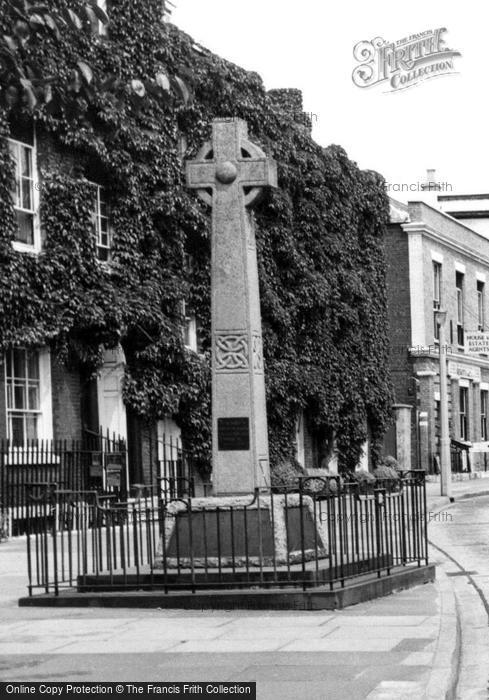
194, 139, 267, 208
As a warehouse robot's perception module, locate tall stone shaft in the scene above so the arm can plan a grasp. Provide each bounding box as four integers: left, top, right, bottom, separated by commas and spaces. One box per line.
186, 118, 277, 494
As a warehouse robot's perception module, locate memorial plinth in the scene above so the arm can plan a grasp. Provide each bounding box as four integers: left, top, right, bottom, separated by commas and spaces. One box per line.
156, 118, 327, 578
155, 494, 328, 570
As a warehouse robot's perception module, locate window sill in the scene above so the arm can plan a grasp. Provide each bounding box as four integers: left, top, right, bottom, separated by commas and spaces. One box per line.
12, 241, 41, 255
96, 259, 112, 273
184, 344, 200, 354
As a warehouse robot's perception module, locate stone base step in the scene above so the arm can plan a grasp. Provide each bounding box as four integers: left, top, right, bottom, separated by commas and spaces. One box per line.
77, 554, 395, 592
19, 564, 435, 610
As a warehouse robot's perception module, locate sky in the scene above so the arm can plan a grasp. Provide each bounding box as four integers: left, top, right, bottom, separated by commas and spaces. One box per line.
171, 0, 488, 201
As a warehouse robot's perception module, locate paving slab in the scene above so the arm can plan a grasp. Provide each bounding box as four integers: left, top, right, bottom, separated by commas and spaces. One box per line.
366, 680, 427, 698
2, 479, 489, 698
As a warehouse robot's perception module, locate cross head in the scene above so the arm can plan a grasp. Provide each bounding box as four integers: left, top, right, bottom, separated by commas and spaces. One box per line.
186, 118, 277, 207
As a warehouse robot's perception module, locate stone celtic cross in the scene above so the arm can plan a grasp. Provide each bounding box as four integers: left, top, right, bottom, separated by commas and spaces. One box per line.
186, 118, 277, 495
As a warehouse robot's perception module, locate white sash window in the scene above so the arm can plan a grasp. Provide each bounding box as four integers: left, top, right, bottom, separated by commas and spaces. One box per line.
89, 183, 112, 261
7, 137, 41, 252
5, 348, 52, 445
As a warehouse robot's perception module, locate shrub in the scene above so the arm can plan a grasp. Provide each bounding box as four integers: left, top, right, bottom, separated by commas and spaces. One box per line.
350, 468, 376, 484
373, 464, 401, 492
270, 458, 305, 490
302, 468, 343, 496
347, 468, 377, 495
379, 455, 402, 472
373, 465, 400, 481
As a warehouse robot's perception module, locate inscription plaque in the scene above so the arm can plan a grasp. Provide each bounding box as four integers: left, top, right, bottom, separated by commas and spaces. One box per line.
218, 417, 250, 451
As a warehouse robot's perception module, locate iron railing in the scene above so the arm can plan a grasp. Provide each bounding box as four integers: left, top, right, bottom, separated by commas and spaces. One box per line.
157, 436, 195, 499
24, 471, 428, 597
0, 434, 127, 536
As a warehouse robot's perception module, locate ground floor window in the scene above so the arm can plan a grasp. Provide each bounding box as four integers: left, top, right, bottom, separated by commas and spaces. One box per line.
459, 387, 469, 441
481, 390, 488, 440
4, 347, 52, 446
5, 348, 40, 444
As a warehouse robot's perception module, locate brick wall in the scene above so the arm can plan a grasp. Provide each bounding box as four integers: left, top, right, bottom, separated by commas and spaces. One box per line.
303, 418, 314, 470
385, 223, 413, 405
0, 355, 5, 441
303, 416, 320, 470
451, 379, 460, 440
141, 421, 159, 486
384, 222, 419, 465
428, 366, 452, 473
383, 422, 396, 457
420, 372, 435, 471
471, 385, 481, 443
50, 357, 83, 442
126, 417, 159, 486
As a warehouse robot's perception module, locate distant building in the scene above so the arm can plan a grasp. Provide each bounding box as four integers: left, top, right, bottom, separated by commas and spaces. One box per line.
438, 192, 489, 239
385, 197, 489, 473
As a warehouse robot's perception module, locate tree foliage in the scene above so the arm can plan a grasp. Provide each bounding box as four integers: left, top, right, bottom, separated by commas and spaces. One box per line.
0, 0, 393, 472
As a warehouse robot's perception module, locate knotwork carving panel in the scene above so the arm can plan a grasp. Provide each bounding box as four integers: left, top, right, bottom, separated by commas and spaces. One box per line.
215, 334, 249, 371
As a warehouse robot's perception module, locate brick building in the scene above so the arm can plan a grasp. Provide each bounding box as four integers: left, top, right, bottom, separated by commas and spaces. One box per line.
1, 119, 348, 482
0, 121, 186, 490
1, 1, 392, 503
385, 197, 489, 472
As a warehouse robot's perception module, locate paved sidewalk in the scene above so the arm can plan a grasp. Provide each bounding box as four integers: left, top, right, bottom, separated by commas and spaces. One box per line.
1, 476, 488, 698
426, 471, 489, 514
0, 540, 447, 699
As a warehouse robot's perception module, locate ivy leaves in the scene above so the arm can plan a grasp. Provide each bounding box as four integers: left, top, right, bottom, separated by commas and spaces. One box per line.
0, 0, 109, 111
0, 1, 189, 117
0, 1, 393, 474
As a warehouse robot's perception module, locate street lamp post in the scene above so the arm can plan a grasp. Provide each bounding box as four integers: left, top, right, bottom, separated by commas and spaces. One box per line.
435, 310, 452, 498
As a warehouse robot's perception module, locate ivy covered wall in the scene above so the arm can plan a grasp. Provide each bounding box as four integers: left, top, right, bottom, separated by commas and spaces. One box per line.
0, 0, 393, 473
